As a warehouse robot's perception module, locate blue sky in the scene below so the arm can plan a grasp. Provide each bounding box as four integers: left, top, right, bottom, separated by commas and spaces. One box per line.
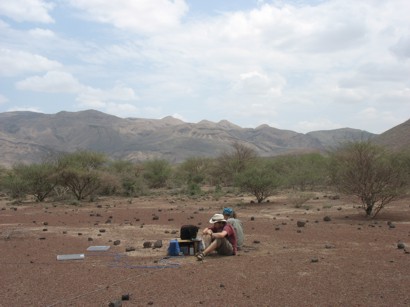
0, 0, 409, 134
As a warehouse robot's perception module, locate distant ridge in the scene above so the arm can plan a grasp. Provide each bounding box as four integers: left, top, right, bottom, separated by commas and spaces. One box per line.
1, 110, 406, 167
373, 119, 410, 150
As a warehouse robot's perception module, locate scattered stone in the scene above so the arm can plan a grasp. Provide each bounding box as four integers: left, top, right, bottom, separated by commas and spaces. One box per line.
168, 218, 174, 221
62, 231, 67, 234
253, 240, 260, 244
388, 222, 396, 229
325, 244, 335, 249
78, 233, 83, 236
143, 241, 152, 248
250, 216, 255, 221
105, 219, 112, 224
125, 247, 136, 252
171, 230, 178, 235
275, 227, 280, 231
220, 283, 225, 288
99, 229, 106, 233
397, 242, 405, 249
323, 216, 332, 222
42, 228, 48, 232
43, 222, 48, 226
39, 237, 46, 240
152, 215, 159, 220
311, 257, 319, 263
153, 240, 162, 248
113, 240, 121, 246
297, 221, 306, 227
121, 293, 130, 301
297, 229, 302, 233
108, 300, 122, 307
88, 237, 93, 241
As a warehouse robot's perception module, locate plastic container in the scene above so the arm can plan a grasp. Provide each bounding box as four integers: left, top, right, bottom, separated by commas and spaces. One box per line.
57, 254, 85, 261
167, 239, 181, 256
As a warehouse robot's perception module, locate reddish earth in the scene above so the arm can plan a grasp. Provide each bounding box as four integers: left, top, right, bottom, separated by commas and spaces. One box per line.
0, 192, 409, 306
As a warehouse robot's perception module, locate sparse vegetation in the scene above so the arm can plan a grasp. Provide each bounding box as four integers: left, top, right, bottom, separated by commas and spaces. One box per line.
0, 142, 408, 220
329, 141, 410, 218
234, 159, 282, 203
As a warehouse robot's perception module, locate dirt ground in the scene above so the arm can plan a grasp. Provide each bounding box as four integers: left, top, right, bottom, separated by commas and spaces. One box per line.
0, 191, 409, 307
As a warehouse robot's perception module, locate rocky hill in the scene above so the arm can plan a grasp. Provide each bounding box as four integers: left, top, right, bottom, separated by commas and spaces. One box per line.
0, 109, 392, 167
373, 119, 410, 151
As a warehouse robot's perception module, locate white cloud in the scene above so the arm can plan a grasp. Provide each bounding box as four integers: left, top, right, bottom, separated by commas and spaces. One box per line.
28, 28, 55, 38
0, 0, 54, 23
0, 48, 61, 76
296, 119, 342, 133
16, 71, 81, 93
67, 0, 188, 33
0, 94, 8, 104
7, 106, 43, 113
1, 0, 410, 134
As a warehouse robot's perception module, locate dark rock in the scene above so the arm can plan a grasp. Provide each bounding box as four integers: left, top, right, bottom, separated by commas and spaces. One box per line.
143, 241, 152, 248
311, 257, 319, 263
323, 216, 332, 222
153, 240, 162, 248
125, 247, 136, 252
113, 240, 121, 246
152, 215, 159, 220
397, 242, 405, 249
253, 240, 260, 244
250, 216, 255, 221
108, 300, 122, 307
99, 229, 106, 233
88, 237, 93, 241
121, 294, 130, 301
297, 221, 306, 227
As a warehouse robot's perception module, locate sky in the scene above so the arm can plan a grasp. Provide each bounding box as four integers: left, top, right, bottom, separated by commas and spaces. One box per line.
0, 0, 409, 134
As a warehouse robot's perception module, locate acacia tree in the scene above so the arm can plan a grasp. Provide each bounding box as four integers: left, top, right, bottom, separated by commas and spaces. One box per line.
235, 159, 282, 203
12, 163, 58, 202
272, 153, 329, 190
56, 151, 108, 200
143, 159, 172, 189
329, 141, 409, 218
213, 142, 258, 186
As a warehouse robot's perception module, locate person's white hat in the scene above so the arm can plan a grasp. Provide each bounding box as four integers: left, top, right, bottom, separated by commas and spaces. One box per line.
209, 213, 226, 224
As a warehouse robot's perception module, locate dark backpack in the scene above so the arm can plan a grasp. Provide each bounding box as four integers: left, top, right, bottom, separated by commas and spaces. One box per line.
180, 225, 199, 240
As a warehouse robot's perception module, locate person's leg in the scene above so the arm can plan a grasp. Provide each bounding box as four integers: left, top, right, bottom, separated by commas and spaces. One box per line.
202, 233, 212, 249
216, 238, 234, 255
197, 236, 221, 260
202, 238, 218, 255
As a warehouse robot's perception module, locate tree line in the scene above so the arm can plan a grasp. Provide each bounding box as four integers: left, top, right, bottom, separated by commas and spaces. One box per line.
0, 141, 409, 218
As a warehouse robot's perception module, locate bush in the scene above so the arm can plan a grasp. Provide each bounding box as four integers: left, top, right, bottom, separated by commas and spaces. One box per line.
329, 141, 409, 217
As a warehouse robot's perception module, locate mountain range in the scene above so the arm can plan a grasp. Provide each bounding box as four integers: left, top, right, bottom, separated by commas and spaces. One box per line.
0, 110, 408, 167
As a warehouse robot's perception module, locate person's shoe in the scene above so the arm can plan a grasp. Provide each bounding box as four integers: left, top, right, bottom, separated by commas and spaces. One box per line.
196, 252, 206, 261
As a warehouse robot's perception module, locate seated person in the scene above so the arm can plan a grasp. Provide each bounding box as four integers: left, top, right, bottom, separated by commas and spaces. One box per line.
196, 213, 237, 261
223, 207, 244, 249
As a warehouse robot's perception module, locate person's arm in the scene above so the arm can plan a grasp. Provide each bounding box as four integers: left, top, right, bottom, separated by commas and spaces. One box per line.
211, 230, 227, 239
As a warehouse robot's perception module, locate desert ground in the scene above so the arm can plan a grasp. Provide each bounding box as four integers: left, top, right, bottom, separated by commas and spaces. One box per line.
0, 191, 409, 307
